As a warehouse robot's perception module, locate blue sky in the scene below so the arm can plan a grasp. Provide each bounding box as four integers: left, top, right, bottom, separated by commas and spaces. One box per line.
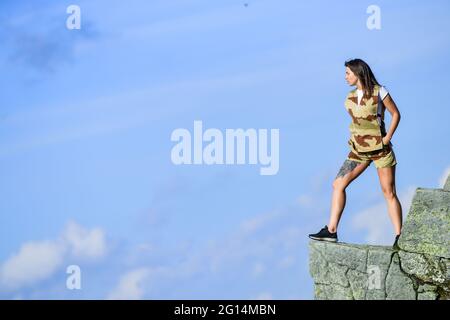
0, 0, 449, 299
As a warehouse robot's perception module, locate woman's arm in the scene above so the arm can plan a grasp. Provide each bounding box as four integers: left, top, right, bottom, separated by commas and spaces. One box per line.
382, 94, 401, 145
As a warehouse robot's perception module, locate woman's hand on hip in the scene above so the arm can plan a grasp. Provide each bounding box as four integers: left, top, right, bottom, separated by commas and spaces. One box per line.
382, 136, 391, 146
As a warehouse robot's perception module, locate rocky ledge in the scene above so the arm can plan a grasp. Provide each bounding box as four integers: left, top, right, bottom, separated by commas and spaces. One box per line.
309, 174, 450, 300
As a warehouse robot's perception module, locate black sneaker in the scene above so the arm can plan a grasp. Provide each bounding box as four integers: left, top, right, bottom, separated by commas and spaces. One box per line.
308, 225, 338, 242
393, 234, 401, 250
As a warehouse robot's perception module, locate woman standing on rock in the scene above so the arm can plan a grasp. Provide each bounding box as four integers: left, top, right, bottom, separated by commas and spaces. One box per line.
308, 58, 403, 248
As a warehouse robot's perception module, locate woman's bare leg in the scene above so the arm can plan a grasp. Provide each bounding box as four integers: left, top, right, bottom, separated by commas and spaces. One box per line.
377, 164, 402, 235
328, 160, 371, 232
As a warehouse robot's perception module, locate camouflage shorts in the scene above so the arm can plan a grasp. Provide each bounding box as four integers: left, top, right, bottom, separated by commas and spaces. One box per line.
346, 139, 397, 169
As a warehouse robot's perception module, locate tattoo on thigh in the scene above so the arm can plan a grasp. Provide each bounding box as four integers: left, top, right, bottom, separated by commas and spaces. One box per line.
336, 160, 360, 178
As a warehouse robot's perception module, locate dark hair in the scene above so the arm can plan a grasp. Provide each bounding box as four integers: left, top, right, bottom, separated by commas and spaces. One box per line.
344, 58, 380, 99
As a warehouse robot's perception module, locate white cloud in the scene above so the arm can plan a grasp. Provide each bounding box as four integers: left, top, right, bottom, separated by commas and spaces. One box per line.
351, 186, 416, 245
0, 221, 107, 292
63, 221, 107, 260
106, 268, 151, 300
0, 241, 65, 290
438, 165, 450, 188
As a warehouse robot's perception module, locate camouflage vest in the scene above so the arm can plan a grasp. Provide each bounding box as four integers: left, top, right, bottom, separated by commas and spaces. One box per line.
344, 85, 387, 153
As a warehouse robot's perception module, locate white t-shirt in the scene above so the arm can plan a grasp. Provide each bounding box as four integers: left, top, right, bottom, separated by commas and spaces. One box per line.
357, 86, 389, 106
